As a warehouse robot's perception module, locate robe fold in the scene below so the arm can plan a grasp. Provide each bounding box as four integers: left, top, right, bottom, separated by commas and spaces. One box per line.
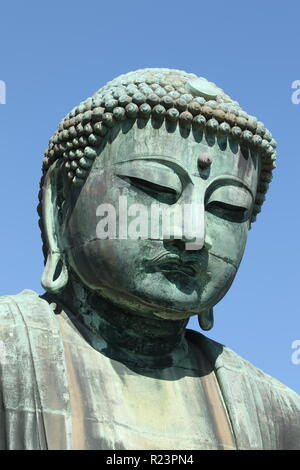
0, 290, 299, 450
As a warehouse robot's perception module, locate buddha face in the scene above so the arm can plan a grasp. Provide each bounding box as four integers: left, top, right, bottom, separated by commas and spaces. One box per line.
60, 121, 259, 320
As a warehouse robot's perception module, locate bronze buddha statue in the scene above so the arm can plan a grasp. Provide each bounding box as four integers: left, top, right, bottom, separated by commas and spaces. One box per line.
0, 69, 299, 450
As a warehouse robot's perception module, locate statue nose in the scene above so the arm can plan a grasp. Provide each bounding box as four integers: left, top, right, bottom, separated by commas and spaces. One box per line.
182, 200, 206, 250
166, 185, 207, 251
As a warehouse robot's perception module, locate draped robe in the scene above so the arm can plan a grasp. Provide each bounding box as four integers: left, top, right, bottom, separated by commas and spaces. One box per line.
0, 290, 299, 450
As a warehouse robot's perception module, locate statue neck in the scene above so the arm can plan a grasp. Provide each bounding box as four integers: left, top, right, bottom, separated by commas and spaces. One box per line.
45, 277, 189, 369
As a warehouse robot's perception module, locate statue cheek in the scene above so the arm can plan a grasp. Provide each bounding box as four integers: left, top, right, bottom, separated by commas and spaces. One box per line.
206, 214, 249, 268
65, 238, 145, 293
61, 173, 117, 251
65, 240, 117, 290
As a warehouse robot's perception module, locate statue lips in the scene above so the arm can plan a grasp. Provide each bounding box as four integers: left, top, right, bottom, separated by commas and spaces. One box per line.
144, 252, 207, 279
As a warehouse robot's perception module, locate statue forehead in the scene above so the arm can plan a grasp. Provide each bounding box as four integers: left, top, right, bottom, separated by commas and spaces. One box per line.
93, 122, 259, 192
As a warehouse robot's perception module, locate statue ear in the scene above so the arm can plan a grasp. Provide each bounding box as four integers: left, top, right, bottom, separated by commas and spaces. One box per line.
41, 160, 69, 294
198, 308, 214, 331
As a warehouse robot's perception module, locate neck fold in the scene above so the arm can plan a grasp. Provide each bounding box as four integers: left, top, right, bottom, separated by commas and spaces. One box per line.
43, 277, 189, 369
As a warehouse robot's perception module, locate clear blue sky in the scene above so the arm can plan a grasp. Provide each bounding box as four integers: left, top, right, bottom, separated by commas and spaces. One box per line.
0, 1, 299, 393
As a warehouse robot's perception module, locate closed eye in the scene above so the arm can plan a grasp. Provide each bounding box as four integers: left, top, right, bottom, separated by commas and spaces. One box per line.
205, 182, 253, 223
208, 201, 247, 213
206, 200, 248, 222
117, 175, 178, 204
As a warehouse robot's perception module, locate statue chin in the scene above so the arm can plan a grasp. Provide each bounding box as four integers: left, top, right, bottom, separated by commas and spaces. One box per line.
65, 241, 238, 321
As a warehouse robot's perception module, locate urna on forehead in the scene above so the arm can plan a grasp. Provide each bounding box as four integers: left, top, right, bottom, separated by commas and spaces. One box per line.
40, 68, 276, 224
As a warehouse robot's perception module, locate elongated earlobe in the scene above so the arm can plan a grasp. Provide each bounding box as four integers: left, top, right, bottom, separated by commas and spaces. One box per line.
41, 252, 68, 294
198, 308, 214, 331
41, 160, 68, 294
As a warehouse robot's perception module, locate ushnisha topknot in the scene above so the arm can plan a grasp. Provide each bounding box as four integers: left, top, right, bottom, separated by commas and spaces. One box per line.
40, 68, 276, 223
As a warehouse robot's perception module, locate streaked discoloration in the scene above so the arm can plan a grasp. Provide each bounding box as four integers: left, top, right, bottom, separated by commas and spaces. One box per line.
0, 291, 299, 450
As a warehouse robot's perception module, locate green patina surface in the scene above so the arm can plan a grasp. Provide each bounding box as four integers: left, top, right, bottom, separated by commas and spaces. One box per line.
0, 68, 299, 450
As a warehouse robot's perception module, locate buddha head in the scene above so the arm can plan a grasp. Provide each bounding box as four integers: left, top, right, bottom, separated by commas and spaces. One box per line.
38, 68, 276, 329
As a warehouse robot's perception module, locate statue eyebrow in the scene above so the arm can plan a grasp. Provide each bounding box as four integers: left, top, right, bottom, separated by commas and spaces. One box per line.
207, 175, 254, 199
114, 155, 192, 182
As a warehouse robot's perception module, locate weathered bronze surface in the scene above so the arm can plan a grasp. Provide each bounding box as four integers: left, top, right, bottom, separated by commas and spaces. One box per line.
0, 69, 299, 450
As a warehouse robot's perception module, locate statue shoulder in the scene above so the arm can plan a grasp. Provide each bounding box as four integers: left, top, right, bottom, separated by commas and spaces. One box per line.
0, 289, 42, 306
0, 289, 60, 338
0, 290, 71, 450
187, 329, 300, 449
192, 329, 300, 399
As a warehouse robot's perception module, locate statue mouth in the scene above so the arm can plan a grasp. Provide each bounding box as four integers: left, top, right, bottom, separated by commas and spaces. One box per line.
144, 253, 203, 279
